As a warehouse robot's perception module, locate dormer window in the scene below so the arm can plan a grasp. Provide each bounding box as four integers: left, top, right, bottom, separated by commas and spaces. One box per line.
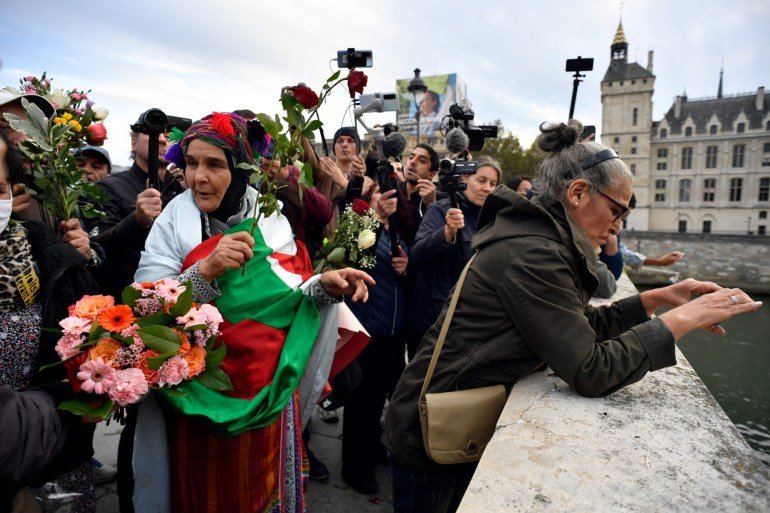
685, 127, 693, 137
660, 128, 667, 138
710, 125, 717, 135
737, 123, 746, 133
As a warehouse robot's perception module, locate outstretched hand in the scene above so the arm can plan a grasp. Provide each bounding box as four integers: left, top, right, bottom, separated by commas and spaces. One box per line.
320, 268, 376, 302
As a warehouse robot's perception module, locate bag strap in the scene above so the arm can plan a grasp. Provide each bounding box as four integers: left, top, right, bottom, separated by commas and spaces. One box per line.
419, 252, 478, 404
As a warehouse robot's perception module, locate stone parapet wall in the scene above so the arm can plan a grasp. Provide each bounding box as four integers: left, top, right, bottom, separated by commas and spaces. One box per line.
622, 231, 770, 293
458, 275, 770, 512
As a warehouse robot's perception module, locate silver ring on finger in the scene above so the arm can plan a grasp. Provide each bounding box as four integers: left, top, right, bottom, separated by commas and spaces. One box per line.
729, 295, 740, 306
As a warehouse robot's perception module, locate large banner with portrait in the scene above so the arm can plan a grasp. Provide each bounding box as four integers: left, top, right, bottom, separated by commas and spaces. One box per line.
396, 73, 466, 138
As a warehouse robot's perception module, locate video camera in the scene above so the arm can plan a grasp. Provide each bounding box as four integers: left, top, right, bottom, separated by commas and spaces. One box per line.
442, 103, 498, 152
131, 108, 192, 135
131, 108, 192, 189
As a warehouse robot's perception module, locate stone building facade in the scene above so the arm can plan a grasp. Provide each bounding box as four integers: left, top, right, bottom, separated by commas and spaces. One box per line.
600, 23, 770, 235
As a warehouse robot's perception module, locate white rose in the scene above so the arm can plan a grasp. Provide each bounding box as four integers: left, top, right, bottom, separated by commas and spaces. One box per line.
45, 89, 69, 109
357, 229, 376, 250
92, 107, 109, 121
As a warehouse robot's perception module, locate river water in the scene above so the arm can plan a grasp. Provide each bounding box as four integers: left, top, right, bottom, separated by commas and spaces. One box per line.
648, 291, 770, 466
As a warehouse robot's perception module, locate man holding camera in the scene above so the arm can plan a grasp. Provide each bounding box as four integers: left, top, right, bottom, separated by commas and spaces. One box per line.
85, 115, 184, 297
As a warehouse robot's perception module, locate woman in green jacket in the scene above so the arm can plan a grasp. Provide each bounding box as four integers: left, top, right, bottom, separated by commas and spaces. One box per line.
385, 120, 763, 513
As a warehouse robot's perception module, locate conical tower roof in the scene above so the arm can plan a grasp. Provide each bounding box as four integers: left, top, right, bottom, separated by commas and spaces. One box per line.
612, 22, 627, 45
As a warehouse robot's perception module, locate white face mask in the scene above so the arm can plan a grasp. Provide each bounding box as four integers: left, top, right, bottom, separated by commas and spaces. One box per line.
0, 190, 13, 235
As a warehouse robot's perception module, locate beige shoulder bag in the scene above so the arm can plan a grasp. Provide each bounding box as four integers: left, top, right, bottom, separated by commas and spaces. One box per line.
418, 253, 507, 464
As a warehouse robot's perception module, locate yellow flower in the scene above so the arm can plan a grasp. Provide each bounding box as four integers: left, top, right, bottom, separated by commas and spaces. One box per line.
67, 120, 82, 132
54, 117, 66, 125
61, 112, 73, 121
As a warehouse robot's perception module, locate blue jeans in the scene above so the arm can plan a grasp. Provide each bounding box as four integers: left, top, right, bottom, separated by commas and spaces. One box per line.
389, 455, 478, 513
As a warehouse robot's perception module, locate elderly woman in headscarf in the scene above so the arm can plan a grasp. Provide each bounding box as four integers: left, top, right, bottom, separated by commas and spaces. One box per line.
131, 112, 373, 513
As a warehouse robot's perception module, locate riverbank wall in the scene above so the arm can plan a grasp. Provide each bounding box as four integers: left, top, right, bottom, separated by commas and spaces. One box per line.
621, 231, 770, 293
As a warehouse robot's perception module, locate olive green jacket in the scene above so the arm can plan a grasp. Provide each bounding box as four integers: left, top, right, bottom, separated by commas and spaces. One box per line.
386, 186, 675, 470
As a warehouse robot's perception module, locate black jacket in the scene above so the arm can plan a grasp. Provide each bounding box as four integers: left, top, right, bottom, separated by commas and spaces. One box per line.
407, 193, 480, 339
386, 187, 675, 471
21, 220, 101, 384
0, 383, 95, 508
85, 163, 183, 297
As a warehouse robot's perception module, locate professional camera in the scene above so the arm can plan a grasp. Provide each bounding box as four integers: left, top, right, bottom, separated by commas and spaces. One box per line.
441, 103, 498, 152
131, 108, 192, 134
438, 157, 476, 193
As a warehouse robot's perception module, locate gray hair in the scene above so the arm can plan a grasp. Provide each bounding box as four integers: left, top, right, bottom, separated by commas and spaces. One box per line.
473, 155, 502, 182
534, 120, 632, 202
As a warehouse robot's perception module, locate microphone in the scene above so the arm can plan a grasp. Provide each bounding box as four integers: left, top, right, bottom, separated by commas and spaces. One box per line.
445, 127, 469, 156
382, 132, 407, 160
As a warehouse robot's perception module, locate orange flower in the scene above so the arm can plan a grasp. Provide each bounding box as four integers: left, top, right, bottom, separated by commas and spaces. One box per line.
137, 350, 160, 385
140, 282, 155, 290
173, 329, 191, 353
69, 295, 115, 321
182, 346, 206, 378
97, 305, 136, 332
88, 338, 122, 365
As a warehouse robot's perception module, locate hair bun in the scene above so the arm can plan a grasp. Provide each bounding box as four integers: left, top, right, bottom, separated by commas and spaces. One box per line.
536, 120, 584, 153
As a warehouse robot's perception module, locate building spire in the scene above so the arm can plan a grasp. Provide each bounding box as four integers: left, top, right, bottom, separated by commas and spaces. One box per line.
613, 21, 627, 45
717, 63, 724, 99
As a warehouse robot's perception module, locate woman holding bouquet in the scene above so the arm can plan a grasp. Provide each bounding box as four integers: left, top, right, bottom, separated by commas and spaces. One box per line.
133, 112, 373, 513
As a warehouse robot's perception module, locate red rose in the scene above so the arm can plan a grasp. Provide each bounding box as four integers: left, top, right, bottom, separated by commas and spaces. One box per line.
86, 123, 108, 144
347, 70, 368, 98
291, 85, 319, 109
351, 198, 370, 216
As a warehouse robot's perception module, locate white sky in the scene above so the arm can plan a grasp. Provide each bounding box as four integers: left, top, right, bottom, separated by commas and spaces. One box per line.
1, 0, 767, 166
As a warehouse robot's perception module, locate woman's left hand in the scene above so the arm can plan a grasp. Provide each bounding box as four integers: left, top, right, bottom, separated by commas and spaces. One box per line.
640, 277, 722, 316
391, 245, 408, 276
320, 268, 376, 302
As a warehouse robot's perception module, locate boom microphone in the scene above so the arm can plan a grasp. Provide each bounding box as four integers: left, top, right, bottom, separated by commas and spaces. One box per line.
382, 132, 407, 160
445, 127, 469, 156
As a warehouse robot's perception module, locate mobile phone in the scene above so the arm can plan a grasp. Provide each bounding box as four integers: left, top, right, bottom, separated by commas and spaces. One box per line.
580, 125, 596, 141
337, 48, 373, 68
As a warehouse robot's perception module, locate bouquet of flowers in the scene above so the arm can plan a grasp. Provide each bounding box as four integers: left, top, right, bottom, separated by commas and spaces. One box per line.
2, 72, 107, 231
314, 198, 380, 272
49, 278, 231, 420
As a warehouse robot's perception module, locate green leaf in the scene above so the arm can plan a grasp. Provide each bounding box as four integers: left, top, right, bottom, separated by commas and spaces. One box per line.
298, 162, 314, 190
196, 366, 233, 391
89, 320, 107, 341
286, 108, 304, 129
4, 113, 50, 150
59, 398, 114, 419
327, 246, 347, 263
304, 119, 323, 133
255, 113, 280, 137
169, 281, 193, 317
205, 341, 227, 367
135, 311, 174, 327
281, 93, 300, 112
138, 326, 181, 354
121, 285, 142, 307
22, 98, 50, 136
326, 70, 341, 83
147, 351, 178, 370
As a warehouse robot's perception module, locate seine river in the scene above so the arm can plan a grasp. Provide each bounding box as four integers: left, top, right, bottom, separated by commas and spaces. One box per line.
660, 292, 770, 466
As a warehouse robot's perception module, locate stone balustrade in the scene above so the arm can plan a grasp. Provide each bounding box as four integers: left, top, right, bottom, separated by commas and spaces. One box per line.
458, 275, 770, 512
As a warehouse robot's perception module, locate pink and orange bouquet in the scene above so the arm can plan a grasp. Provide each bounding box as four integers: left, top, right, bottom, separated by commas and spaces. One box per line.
50, 278, 231, 420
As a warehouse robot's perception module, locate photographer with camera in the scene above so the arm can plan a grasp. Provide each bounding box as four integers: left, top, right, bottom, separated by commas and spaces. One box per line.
85, 111, 186, 298
406, 156, 500, 358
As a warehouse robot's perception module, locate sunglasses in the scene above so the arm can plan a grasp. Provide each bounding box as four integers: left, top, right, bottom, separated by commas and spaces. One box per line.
596, 190, 630, 223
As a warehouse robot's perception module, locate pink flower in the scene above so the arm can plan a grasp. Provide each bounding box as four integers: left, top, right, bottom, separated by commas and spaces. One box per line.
155, 278, 185, 303
177, 307, 208, 330
198, 304, 223, 334
71, 92, 82, 101
55, 334, 85, 359
120, 323, 144, 348
193, 329, 210, 347
24, 87, 36, 95
59, 316, 92, 336
24, 75, 35, 82
77, 357, 117, 395
108, 368, 149, 406
135, 297, 162, 316
157, 355, 189, 387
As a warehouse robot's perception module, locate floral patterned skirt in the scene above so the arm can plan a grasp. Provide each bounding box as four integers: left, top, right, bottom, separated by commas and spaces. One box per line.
169, 392, 308, 513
